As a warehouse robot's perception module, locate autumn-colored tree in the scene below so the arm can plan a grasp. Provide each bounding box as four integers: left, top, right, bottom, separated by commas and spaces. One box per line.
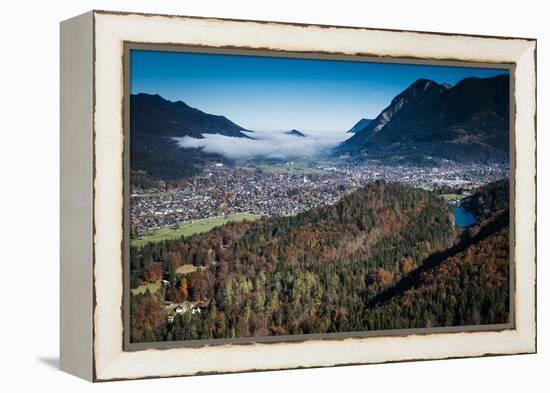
367, 268, 395, 286
179, 276, 188, 301
399, 256, 415, 275
129, 294, 164, 342
143, 262, 162, 283
169, 252, 181, 270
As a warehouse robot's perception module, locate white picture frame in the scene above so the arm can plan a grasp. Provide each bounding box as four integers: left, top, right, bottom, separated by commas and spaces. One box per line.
60, 10, 536, 382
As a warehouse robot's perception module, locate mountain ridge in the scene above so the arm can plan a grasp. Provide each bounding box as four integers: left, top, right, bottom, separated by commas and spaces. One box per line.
131, 93, 251, 139
338, 74, 510, 165
347, 118, 373, 133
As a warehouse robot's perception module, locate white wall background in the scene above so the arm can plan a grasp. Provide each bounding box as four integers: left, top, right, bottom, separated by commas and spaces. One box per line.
0, 0, 546, 391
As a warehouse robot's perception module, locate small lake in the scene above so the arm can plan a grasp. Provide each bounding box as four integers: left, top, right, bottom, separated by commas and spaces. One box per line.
453, 207, 476, 229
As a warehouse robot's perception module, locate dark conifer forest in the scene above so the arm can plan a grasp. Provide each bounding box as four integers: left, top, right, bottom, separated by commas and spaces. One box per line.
129, 180, 510, 343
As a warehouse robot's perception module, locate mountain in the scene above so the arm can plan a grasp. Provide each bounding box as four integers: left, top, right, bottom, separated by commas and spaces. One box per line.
286, 129, 306, 137
338, 74, 510, 165
347, 118, 373, 133
130, 93, 250, 186
131, 93, 250, 139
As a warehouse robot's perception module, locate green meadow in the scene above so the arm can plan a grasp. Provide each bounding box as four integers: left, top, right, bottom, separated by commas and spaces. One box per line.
131, 213, 261, 248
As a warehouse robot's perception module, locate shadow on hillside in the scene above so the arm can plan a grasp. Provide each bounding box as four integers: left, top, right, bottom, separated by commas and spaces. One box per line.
367, 210, 509, 308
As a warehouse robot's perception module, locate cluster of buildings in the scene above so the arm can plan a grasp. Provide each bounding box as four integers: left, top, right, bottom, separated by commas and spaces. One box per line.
338, 159, 509, 190
130, 160, 509, 234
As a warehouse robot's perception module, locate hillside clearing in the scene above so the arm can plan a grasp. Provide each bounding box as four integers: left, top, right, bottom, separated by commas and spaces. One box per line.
440, 193, 465, 201
131, 280, 161, 296
176, 264, 208, 275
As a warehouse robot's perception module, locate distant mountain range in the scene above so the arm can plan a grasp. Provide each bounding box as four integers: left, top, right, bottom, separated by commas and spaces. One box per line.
286, 129, 306, 137
131, 74, 510, 186
347, 118, 373, 133
338, 74, 510, 165
130, 93, 250, 187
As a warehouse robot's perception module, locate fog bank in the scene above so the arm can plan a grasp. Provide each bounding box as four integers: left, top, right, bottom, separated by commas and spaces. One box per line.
174, 130, 347, 160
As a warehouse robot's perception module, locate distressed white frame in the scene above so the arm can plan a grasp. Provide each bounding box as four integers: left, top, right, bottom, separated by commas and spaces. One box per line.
61, 10, 536, 381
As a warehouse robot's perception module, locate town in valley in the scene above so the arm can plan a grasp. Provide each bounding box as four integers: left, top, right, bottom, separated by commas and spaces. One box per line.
131, 159, 508, 236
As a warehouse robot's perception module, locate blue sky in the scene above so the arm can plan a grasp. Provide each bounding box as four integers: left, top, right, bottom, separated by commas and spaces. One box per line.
130, 49, 509, 133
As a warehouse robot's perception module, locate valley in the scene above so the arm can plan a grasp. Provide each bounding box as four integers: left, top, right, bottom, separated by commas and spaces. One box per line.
131, 158, 507, 236
128, 66, 512, 343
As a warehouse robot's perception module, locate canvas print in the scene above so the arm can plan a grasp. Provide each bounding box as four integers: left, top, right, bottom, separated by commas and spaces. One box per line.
128, 49, 511, 344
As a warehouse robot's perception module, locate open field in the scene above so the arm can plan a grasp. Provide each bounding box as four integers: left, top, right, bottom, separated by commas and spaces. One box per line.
131, 213, 261, 247
440, 193, 465, 201
131, 280, 161, 296
240, 160, 328, 175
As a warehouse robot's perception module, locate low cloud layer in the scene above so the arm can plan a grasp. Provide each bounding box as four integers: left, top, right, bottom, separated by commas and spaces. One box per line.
174, 130, 347, 160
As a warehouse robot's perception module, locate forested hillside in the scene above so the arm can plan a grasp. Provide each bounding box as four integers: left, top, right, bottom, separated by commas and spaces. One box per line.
365, 226, 509, 329
129, 180, 509, 342
363, 178, 510, 328
462, 178, 509, 222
